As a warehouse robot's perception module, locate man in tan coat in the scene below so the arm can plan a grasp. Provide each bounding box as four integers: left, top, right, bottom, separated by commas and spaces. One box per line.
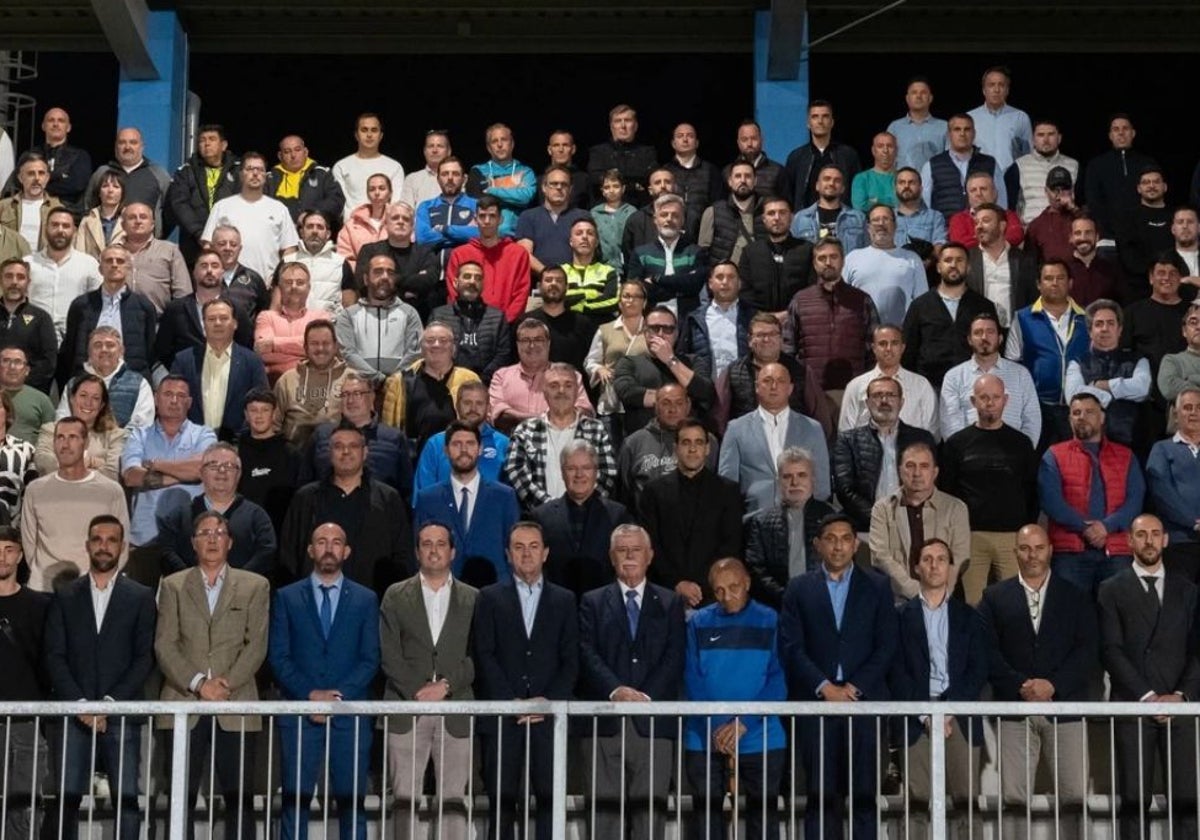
154, 508, 270, 840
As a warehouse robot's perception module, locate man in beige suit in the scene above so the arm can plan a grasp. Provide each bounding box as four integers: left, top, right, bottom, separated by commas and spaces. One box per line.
154, 508, 270, 840
380, 520, 477, 840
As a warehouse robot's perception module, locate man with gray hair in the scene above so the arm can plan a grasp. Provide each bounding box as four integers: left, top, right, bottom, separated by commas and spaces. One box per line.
532, 439, 632, 597
626, 193, 707, 321
745, 446, 836, 609
504, 362, 616, 511
56, 326, 154, 429
119, 200, 191, 314
1065, 297, 1150, 447
1147, 386, 1200, 582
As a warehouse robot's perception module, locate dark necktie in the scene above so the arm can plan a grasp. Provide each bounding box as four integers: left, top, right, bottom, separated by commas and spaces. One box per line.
319, 584, 333, 639
460, 486, 471, 532
626, 590, 640, 639
1142, 576, 1160, 612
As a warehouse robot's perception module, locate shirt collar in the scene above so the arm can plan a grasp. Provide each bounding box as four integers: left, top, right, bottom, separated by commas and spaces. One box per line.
821, 563, 853, 584
310, 572, 344, 591
918, 590, 950, 612
757, 405, 789, 424
420, 573, 453, 594
1132, 562, 1164, 581
450, 472, 481, 497
1018, 571, 1049, 595
619, 580, 647, 600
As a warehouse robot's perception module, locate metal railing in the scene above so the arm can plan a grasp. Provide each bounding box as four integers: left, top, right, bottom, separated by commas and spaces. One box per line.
1, 699, 1196, 839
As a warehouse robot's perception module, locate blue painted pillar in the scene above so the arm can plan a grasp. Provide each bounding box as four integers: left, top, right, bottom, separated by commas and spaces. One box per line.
753, 9, 809, 164
117, 11, 188, 171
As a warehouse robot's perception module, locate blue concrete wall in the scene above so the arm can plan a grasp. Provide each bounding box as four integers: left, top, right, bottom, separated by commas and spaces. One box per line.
117, 10, 188, 171
753, 9, 809, 164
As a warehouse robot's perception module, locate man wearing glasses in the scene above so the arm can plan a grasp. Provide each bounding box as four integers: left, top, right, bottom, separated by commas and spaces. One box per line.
515, 165, 590, 277
488, 318, 592, 435
201, 151, 299, 280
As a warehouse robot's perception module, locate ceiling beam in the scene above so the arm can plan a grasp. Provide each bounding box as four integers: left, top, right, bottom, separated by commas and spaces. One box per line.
89, 0, 158, 78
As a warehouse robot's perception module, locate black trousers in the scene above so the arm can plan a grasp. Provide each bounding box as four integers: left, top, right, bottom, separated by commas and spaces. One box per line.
168, 721, 258, 840
686, 748, 784, 840
481, 720, 555, 840
1115, 717, 1198, 838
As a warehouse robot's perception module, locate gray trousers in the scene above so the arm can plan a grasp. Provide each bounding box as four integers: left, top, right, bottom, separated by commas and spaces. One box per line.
387, 719, 473, 840
584, 729, 673, 840
998, 717, 1088, 839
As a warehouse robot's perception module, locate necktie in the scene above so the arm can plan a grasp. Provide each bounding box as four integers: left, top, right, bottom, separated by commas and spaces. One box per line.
459, 486, 471, 532
319, 584, 333, 639
625, 590, 640, 639
1142, 576, 1160, 611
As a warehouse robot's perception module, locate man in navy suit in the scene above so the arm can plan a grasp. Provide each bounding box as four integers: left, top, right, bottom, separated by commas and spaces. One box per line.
890, 538, 989, 834
169, 298, 268, 440
779, 512, 897, 840
578, 523, 685, 839
269, 522, 381, 840
472, 520, 578, 840
414, 419, 521, 587
42, 514, 156, 840
977, 522, 1098, 836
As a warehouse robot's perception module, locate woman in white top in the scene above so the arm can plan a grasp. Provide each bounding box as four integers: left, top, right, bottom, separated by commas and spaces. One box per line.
35, 374, 126, 481
584, 279, 649, 444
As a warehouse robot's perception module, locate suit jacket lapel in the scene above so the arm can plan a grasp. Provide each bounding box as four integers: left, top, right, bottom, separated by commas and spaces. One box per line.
1130, 573, 1162, 634
185, 568, 210, 621
408, 580, 436, 650
210, 570, 236, 624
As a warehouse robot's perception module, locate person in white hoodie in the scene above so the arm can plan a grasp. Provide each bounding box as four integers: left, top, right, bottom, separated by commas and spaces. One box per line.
334, 251, 423, 387
282, 209, 355, 315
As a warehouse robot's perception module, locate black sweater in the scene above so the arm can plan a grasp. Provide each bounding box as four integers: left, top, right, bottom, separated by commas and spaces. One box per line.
938, 424, 1039, 532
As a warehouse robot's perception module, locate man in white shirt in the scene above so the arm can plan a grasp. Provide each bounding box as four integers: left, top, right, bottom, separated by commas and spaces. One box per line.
844, 204, 927, 327
332, 113, 405, 221
840, 323, 937, 433
1, 153, 63, 251
202, 151, 299, 279
25, 206, 101, 342
400, 130, 452, 210
1173, 206, 1199, 284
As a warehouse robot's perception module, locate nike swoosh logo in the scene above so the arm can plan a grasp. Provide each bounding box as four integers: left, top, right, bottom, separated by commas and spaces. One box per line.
708, 634, 721, 642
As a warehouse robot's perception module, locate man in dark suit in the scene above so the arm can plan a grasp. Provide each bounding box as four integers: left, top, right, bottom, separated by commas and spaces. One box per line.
532, 439, 633, 598
745, 446, 836, 609
977, 522, 1098, 835
472, 520, 578, 840
380, 521, 478, 840
890, 538, 989, 834
42, 514, 156, 840
1098, 513, 1200, 837
578, 523, 685, 839
779, 512, 897, 840
154, 250, 254, 369
269, 522, 381, 840
170, 298, 268, 441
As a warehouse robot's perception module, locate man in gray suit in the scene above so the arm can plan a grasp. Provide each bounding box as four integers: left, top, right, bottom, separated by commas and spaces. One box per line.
380, 520, 478, 840
154, 508, 271, 840
718, 361, 830, 516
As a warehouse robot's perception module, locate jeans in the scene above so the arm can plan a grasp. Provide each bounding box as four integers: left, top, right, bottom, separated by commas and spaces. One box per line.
1051, 550, 1129, 598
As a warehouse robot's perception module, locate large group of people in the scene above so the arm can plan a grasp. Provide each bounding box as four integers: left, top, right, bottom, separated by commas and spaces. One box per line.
3, 65, 1200, 839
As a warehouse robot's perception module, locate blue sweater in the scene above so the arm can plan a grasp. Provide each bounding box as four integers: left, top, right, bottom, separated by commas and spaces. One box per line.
684, 600, 787, 752
1146, 437, 1200, 545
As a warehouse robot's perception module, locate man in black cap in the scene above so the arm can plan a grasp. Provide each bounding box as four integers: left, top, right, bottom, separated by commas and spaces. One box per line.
1025, 166, 1079, 265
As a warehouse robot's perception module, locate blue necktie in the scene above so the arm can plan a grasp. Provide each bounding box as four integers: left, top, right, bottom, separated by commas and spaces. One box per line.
459, 486, 471, 532
625, 590, 640, 639
319, 584, 333, 640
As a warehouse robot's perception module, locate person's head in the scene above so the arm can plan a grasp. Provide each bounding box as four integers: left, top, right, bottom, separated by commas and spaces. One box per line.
761, 197, 793, 238
899, 441, 938, 498
353, 113, 383, 153
120, 201, 155, 242
652, 194, 685, 240
543, 361, 579, 416
936, 242, 969, 285
736, 119, 763, 158
68, 374, 114, 433
812, 238, 845, 282
1172, 206, 1199, 249
196, 124, 228, 167
670, 123, 698, 158
777, 447, 814, 509
947, 114, 976, 153
455, 381, 489, 426
308, 522, 351, 577
814, 165, 845, 204
915, 538, 954, 592
646, 168, 677, 200
968, 311, 1002, 358
894, 167, 922, 204
608, 105, 638, 142
709, 557, 752, 615
653, 382, 690, 430
865, 375, 903, 427
546, 131, 576, 165
277, 135, 309, 173
1014, 523, 1051, 582
904, 77, 933, 113
1069, 215, 1098, 258
866, 203, 897, 248
299, 210, 332, 253
970, 373, 1008, 427
1031, 119, 1063, 156
1044, 165, 1075, 210
600, 169, 626, 205
329, 420, 367, 478
364, 253, 398, 304
0, 524, 22, 582
538, 265, 567, 305
484, 122, 514, 163
507, 521, 548, 583
727, 159, 757, 201
973, 203, 1007, 248
338, 373, 374, 424
383, 201, 416, 245
965, 172, 998, 209
277, 261, 312, 309
748, 312, 783, 362
202, 298, 237, 348
871, 324, 905, 370
420, 321, 456, 369
1128, 513, 1167, 571
755, 362, 793, 412
415, 521, 455, 578
1085, 299, 1122, 350
86, 326, 125, 377
707, 261, 740, 305
1184, 304, 1200, 353
302, 319, 337, 369
154, 374, 192, 422
807, 100, 834, 140
41, 107, 71, 145
364, 173, 393, 208
674, 418, 710, 476
238, 152, 268, 192
1037, 259, 1072, 305
1068, 392, 1105, 442
609, 524, 653, 587
422, 130, 451, 168
15, 153, 49, 200
1176, 386, 1200, 438
40, 206, 75, 252
210, 225, 243, 268
981, 65, 1011, 108
444, 419, 482, 476
454, 260, 484, 302
0, 346, 30, 390
1148, 253, 1184, 302
561, 439, 600, 504
475, 195, 502, 238
52, 416, 89, 470
114, 127, 145, 167
568, 218, 599, 262
243, 387, 278, 437
93, 167, 126, 212
436, 156, 465, 198
192, 249, 224, 291
0, 259, 30, 307
515, 318, 551, 367
871, 132, 898, 171
98, 244, 132, 287
1136, 166, 1167, 207
540, 165, 573, 208
644, 305, 678, 345
86, 514, 125, 575
200, 442, 242, 497
814, 513, 858, 574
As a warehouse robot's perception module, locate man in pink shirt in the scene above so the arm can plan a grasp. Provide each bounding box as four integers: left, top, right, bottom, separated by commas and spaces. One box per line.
253, 262, 328, 384
487, 318, 592, 434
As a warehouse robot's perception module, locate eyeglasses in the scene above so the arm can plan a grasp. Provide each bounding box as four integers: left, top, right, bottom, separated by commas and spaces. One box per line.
423, 337, 453, 346
517, 338, 548, 346
342, 389, 372, 399
202, 462, 239, 473
544, 182, 571, 189
194, 528, 228, 539
0, 358, 27, 367
645, 324, 676, 335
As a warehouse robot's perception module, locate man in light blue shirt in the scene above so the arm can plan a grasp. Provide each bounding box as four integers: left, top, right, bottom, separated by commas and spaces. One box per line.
894, 167, 948, 246
886, 77, 948, 171
844, 205, 927, 327
967, 66, 1033, 175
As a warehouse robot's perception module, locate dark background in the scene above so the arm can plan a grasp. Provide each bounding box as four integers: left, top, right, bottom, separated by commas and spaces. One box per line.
17, 51, 1198, 202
